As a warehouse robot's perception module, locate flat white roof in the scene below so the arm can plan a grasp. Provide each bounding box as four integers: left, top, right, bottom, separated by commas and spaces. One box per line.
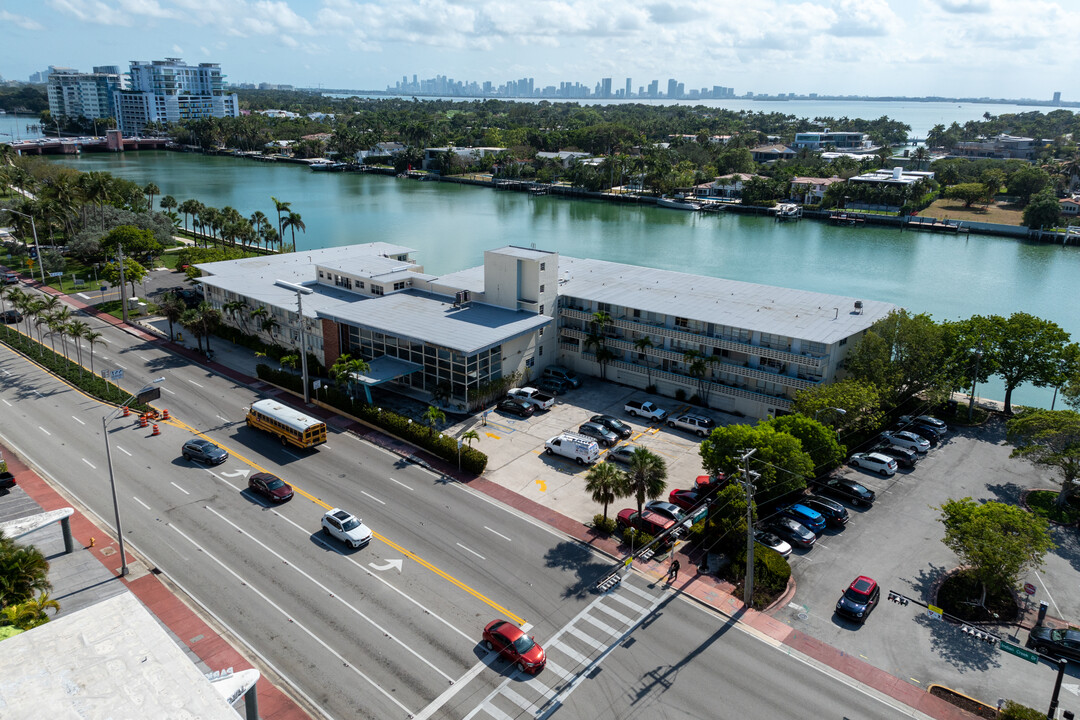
195, 242, 415, 285
556, 256, 896, 345
0, 593, 241, 719
488, 245, 557, 261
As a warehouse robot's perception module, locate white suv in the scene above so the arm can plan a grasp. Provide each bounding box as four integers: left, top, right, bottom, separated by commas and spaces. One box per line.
667, 413, 715, 437
321, 508, 372, 549
625, 400, 668, 421
849, 452, 898, 477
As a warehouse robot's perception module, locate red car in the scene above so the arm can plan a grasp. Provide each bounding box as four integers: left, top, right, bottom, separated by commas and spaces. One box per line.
669, 487, 707, 511
483, 619, 546, 673
694, 473, 725, 491
248, 472, 294, 502
616, 508, 676, 540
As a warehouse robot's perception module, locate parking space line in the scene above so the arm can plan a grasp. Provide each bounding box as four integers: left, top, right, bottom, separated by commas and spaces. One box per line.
81, 458, 96, 469
116, 446, 132, 456
1035, 570, 1061, 617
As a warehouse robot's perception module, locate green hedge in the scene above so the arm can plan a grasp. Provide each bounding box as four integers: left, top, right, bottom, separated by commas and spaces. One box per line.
592, 514, 617, 534
0, 326, 150, 412
728, 544, 792, 607
255, 364, 488, 475
215, 326, 325, 376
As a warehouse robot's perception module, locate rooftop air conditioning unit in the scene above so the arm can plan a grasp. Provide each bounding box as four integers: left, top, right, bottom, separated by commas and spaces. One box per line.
854, 300, 864, 314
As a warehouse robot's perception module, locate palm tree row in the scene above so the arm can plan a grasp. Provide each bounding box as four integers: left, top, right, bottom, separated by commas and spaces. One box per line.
585, 447, 669, 522
0, 287, 107, 374
174, 196, 303, 253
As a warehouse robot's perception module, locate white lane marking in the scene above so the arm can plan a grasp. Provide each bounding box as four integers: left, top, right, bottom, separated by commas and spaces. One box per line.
169, 521, 415, 716
203, 506, 454, 682
135, 353, 150, 361
360, 490, 385, 505
117, 445, 132, 456
162, 387, 176, 395
115, 364, 127, 370
216, 415, 228, 422
38, 426, 51, 436
485, 526, 512, 542
389, 477, 413, 490
413, 659, 491, 720
71, 415, 86, 425
77, 292, 92, 300
1035, 570, 1061, 617
188, 379, 204, 388
321, 444, 331, 450
281, 449, 301, 461
456, 542, 485, 560
171, 482, 190, 495
133, 496, 151, 510
82, 458, 96, 469
1, 399, 10, 407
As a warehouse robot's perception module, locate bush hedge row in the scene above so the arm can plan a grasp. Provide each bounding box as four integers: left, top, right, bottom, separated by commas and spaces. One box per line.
728, 544, 792, 608
256, 364, 488, 475
0, 325, 150, 413
213, 325, 325, 376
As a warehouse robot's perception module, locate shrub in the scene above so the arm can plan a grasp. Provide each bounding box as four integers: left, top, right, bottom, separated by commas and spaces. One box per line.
998, 701, 1044, 720
728, 544, 792, 605
592, 514, 617, 534
256, 364, 488, 475
675, 388, 686, 401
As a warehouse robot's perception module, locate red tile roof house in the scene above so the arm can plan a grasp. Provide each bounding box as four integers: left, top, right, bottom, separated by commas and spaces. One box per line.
691, 173, 764, 199
790, 176, 844, 204
1059, 196, 1080, 216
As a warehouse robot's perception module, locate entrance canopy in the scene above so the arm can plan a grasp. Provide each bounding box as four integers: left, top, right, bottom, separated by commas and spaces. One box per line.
347, 355, 422, 402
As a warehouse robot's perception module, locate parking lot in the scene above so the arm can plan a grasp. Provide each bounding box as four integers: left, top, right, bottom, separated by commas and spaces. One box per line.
463, 378, 1080, 712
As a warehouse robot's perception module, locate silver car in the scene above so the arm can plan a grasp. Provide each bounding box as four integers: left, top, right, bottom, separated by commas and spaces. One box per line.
880, 431, 930, 454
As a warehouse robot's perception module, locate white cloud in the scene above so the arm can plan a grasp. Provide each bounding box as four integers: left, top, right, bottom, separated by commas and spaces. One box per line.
47, 0, 177, 25
0, 10, 43, 30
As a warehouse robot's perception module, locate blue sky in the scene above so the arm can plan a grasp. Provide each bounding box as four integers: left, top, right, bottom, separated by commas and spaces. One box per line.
2, 0, 1077, 99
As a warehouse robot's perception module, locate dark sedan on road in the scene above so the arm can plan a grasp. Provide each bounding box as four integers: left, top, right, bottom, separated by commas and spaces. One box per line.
248, 472, 294, 502
0, 309, 22, 324
497, 398, 535, 418
813, 476, 876, 507
769, 517, 816, 549
1027, 627, 1080, 662
181, 438, 228, 465
483, 619, 546, 674
590, 414, 633, 439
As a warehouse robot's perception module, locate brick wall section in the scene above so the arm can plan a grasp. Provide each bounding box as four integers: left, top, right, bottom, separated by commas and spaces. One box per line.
321, 318, 341, 368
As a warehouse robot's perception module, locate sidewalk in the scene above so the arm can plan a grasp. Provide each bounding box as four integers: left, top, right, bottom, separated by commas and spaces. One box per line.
8, 285, 979, 719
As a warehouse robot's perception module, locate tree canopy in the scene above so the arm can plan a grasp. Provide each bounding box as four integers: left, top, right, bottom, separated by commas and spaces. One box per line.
1007, 409, 1080, 506
699, 423, 813, 499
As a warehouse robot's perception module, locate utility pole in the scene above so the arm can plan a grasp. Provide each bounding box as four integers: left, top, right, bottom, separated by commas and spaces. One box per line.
117, 243, 128, 324
740, 448, 758, 608
968, 335, 984, 422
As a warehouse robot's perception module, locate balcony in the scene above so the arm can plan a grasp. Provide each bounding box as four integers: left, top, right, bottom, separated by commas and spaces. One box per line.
559, 308, 828, 368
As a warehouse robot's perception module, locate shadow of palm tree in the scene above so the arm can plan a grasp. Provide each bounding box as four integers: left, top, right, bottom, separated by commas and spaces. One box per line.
543, 540, 618, 600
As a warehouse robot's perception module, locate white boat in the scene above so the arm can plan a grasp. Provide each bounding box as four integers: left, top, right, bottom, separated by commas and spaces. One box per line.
657, 197, 702, 211
774, 202, 801, 219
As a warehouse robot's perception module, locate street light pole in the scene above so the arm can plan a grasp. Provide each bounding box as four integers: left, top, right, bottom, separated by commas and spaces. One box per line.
102, 377, 164, 576
4, 209, 46, 284
968, 337, 984, 422
275, 280, 313, 404
1047, 657, 1067, 720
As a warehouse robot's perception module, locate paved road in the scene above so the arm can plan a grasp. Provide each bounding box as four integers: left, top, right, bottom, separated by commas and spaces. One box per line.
0, 286, 945, 720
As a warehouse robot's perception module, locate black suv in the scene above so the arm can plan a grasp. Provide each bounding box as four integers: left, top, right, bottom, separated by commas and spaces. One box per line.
803, 496, 849, 528
181, 438, 229, 465
590, 414, 633, 439
873, 443, 918, 469
813, 476, 876, 507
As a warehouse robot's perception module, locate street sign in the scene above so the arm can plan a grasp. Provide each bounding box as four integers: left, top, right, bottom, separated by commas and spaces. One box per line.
49, 271, 63, 277
1000, 640, 1039, 664
927, 604, 943, 620
1024, 582, 1037, 595
111, 369, 124, 380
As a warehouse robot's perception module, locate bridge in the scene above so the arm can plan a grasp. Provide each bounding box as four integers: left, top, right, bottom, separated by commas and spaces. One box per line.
7, 133, 170, 155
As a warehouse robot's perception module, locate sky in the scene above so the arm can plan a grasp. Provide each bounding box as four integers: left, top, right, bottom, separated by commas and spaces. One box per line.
2, 0, 1078, 100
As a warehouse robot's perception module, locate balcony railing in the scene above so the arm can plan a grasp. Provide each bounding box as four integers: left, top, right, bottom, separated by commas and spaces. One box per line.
560, 308, 827, 368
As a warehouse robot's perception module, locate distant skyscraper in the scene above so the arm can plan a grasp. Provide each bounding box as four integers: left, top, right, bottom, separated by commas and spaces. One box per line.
48, 69, 122, 120
115, 58, 238, 133
625, 78, 631, 98
1053, 91, 1062, 105
601, 77, 612, 98
667, 78, 678, 99
648, 80, 659, 98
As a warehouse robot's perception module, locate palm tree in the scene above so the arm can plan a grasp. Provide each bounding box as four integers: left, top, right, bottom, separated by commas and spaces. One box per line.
633, 336, 655, 386
178, 199, 198, 234
66, 319, 89, 373
461, 429, 479, 448
157, 292, 187, 341
330, 353, 371, 399
250, 210, 268, 238
192, 302, 222, 355
585, 310, 617, 379
585, 461, 626, 522
912, 146, 930, 171
143, 182, 160, 211
422, 405, 446, 435
3, 591, 60, 629
0, 284, 21, 318
50, 306, 72, 358
84, 330, 106, 375
249, 305, 269, 339
0, 531, 51, 607
222, 299, 250, 333
271, 197, 291, 239
79, 171, 113, 231
684, 349, 720, 406
180, 308, 205, 353
282, 211, 305, 251
625, 447, 668, 516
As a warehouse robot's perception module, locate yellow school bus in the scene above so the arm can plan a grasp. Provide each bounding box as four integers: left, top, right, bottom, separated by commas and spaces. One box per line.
246, 399, 327, 449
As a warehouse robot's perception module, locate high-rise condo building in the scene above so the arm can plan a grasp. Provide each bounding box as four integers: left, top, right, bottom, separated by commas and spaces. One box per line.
667, 78, 679, 99
47, 69, 122, 121
114, 58, 239, 133
648, 80, 659, 98
625, 78, 631, 98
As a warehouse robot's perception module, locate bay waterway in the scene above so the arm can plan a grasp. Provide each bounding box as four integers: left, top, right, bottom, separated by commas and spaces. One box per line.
47, 150, 1080, 410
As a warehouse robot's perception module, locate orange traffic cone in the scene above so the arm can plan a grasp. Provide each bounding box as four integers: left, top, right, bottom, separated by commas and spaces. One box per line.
121, 406, 130, 417
151, 423, 160, 436
162, 409, 170, 420
138, 414, 148, 428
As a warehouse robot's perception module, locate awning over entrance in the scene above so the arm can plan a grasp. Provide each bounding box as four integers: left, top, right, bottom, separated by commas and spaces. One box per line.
348, 355, 423, 403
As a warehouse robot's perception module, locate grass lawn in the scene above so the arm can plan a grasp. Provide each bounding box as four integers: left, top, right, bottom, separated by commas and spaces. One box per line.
1025, 489, 1080, 525
920, 198, 1024, 226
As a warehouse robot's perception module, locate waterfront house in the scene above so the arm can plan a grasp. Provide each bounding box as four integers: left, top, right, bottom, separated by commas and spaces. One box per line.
114, 59, 239, 133
952, 134, 1040, 161
1061, 196, 1080, 216
790, 176, 844, 204
422, 146, 507, 171
196, 244, 894, 419
750, 144, 796, 163
691, 173, 763, 199
792, 131, 874, 152
535, 151, 592, 168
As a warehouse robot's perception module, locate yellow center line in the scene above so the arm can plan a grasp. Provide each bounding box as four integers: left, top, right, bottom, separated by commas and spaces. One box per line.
164, 414, 527, 626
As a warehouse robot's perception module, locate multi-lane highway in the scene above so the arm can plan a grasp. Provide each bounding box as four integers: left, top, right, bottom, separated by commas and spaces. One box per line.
0, 289, 931, 720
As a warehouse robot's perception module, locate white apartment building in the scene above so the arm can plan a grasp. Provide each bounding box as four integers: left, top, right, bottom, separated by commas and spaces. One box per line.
792, 131, 874, 152
196, 244, 895, 419
47, 71, 121, 121
114, 59, 239, 133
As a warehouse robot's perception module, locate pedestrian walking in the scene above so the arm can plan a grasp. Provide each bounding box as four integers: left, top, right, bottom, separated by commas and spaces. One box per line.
668, 558, 680, 583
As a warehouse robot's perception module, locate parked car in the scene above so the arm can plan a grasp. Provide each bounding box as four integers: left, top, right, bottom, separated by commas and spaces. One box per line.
645, 500, 705, 530
590, 414, 633, 439
754, 530, 792, 558
181, 438, 228, 465
669, 487, 709, 511
542, 365, 582, 389
624, 399, 668, 421
666, 413, 716, 437
536, 377, 572, 396
577, 421, 619, 447
1, 309, 22, 324
835, 576, 881, 623
803, 496, 849, 528
507, 387, 555, 411
616, 508, 676, 543
782, 503, 827, 534
247, 472, 294, 502
873, 444, 918, 469
900, 415, 949, 434
321, 508, 372, 549
497, 397, 535, 418
895, 422, 940, 447
483, 619, 546, 674
2, 272, 18, 285
1027, 627, 1080, 663
880, 430, 930, 454
849, 452, 897, 477
606, 444, 640, 465
768, 517, 816, 549
544, 434, 599, 465
695, 473, 726, 492
813, 476, 876, 507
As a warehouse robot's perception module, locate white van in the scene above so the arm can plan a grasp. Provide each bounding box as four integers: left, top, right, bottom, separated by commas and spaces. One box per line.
544, 433, 600, 466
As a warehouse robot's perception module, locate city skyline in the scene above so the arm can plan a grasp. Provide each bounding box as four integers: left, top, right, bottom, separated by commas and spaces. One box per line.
3, 0, 1079, 100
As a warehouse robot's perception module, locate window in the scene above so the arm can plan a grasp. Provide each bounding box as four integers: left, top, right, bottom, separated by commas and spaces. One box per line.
539, 328, 544, 337
633, 309, 641, 318
675, 317, 689, 328
539, 346, 543, 356
319, 271, 325, 278
371, 285, 384, 296
539, 284, 545, 294
525, 357, 535, 368
539, 305, 544, 314
540, 262, 545, 271
838, 337, 847, 346
357, 281, 364, 289
393, 281, 407, 291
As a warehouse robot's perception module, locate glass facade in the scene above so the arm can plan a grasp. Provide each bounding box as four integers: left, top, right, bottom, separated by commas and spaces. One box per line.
343, 325, 501, 400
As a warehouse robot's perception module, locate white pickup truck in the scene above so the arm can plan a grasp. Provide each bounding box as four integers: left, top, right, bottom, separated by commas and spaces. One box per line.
507, 387, 555, 411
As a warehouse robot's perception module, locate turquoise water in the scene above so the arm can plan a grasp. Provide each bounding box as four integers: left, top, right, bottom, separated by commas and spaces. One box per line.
50, 150, 1080, 409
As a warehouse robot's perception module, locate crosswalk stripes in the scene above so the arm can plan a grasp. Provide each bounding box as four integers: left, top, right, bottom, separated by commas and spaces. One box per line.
463, 575, 669, 719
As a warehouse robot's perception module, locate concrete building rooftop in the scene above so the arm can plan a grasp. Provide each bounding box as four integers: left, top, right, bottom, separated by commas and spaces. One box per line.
488, 245, 557, 261
555, 256, 896, 345
195, 242, 416, 284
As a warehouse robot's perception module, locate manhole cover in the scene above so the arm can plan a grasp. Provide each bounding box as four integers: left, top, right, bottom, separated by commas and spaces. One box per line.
796, 612, 808, 621
100, 547, 117, 556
